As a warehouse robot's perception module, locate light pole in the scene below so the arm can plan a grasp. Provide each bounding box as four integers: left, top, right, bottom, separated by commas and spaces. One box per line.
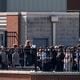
51, 16, 58, 46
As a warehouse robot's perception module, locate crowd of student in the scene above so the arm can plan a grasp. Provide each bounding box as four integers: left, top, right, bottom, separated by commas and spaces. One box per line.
0, 41, 80, 72
37, 45, 80, 71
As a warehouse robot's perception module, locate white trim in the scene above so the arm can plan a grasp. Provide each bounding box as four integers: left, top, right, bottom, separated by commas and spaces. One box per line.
26, 12, 79, 16
0, 17, 7, 19
0, 28, 6, 30
0, 70, 79, 75
21, 12, 28, 16
0, 20, 7, 23
0, 12, 19, 16
0, 23, 7, 26
0, 12, 79, 16
6, 12, 19, 15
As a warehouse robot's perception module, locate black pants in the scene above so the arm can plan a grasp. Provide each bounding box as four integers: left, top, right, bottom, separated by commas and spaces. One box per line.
55, 61, 64, 71
1, 62, 8, 69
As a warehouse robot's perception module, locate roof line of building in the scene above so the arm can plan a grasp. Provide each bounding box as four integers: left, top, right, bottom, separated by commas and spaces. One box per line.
0, 12, 79, 16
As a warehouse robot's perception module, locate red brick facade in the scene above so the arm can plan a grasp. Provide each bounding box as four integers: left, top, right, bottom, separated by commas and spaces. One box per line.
7, 14, 20, 47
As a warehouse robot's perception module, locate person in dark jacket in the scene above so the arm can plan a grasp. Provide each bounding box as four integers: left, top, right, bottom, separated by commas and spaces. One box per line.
0, 47, 8, 69
18, 45, 24, 68
12, 48, 20, 69
55, 45, 65, 71
50, 46, 57, 71
0, 48, 2, 69
24, 40, 32, 66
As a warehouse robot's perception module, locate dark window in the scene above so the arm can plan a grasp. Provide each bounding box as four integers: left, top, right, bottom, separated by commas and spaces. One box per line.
33, 38, 48, 48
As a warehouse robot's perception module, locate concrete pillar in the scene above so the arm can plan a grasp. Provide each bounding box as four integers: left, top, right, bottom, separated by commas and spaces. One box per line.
52, 23, 56, 46
51, 16, 58, 46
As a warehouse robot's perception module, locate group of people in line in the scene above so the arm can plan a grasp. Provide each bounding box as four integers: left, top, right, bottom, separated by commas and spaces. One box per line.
37, 45, 80, 71
0, 40, 80, 72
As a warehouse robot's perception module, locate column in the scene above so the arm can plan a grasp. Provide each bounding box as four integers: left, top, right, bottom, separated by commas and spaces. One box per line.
52, 23, 56, 46
51, 16, 58, 46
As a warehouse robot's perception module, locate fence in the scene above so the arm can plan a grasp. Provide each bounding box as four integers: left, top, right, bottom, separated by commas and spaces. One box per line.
7, 32, 18, 48
0, 47, 80, 72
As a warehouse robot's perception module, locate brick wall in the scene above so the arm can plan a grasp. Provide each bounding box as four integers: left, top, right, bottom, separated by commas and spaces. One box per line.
7, 15, 20, 47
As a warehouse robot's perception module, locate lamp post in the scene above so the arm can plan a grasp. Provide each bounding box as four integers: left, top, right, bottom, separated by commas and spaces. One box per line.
51, 16, 58, 46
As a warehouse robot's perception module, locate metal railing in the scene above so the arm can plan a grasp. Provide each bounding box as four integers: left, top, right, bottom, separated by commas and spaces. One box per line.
0, 47, 80, 72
